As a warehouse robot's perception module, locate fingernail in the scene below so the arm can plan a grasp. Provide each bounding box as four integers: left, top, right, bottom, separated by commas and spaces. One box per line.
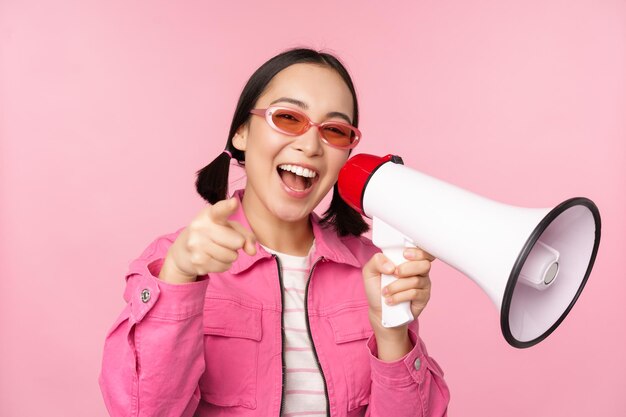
385, 297, 393, 305
403, 249, 415, 259
382, 287, 389, 295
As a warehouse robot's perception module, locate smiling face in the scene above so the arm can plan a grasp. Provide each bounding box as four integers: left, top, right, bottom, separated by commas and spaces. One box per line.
232, 63, 355, 230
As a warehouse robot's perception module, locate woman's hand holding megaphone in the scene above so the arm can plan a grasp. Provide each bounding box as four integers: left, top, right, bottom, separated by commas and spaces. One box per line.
362, 248, 436, 361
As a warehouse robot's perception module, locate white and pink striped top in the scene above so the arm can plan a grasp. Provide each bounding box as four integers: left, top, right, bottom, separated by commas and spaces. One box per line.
262, 244, 327, 417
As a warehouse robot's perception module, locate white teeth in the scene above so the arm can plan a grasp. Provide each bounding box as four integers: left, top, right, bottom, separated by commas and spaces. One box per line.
278, 164, 317, 178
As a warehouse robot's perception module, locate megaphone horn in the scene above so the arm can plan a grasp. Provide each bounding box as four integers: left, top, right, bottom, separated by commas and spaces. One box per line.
337, 154, 601, 348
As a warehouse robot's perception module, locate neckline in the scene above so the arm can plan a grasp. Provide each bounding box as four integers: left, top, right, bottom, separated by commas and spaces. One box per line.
260, 240, 316, 261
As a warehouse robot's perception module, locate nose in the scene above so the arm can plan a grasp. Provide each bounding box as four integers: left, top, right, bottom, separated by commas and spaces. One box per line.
292, 124, 323, 157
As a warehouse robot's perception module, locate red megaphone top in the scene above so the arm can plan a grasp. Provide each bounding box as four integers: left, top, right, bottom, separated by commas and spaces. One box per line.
337, 153, 403, 217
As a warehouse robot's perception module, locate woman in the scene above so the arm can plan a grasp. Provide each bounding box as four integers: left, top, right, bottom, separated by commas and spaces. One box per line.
100, 48, 449, 417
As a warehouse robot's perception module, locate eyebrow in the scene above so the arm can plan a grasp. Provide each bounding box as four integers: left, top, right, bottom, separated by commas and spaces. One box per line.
269, 97, 353, 124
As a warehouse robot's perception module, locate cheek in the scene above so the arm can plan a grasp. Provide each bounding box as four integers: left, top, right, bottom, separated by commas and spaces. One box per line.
244, 131, 283, 164
326, 151, 350, 179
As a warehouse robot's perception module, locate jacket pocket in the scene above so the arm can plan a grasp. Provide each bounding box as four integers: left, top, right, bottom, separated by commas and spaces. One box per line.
327, 304, 374, 412
199, 295, 263, 409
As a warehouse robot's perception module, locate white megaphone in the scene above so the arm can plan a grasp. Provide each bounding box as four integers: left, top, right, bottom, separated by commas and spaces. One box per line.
337, 154, 601, 348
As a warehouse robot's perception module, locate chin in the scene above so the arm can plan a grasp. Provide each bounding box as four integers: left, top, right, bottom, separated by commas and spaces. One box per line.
273, 201, 316, 223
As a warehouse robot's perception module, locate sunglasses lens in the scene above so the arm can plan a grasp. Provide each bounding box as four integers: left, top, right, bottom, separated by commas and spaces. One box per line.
268, 107, 359, 149
271, 109, 307, 134
321, 123, 357, 148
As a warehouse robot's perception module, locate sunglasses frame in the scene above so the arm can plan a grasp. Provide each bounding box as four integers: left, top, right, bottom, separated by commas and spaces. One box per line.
250, 106, 361, 150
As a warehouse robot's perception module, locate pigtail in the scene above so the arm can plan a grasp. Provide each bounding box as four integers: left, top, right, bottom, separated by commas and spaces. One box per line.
320, 183, 369, 237
195, 150, 233, 204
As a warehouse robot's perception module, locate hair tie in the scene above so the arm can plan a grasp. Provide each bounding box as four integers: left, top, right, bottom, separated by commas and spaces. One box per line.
223, 149, 233, 159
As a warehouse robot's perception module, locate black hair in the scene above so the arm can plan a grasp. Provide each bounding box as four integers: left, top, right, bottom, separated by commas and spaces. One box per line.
195, 48, 368, 236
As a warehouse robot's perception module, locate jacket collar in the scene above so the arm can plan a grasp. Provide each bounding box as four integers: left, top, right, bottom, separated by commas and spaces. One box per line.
228, 189, 361, 274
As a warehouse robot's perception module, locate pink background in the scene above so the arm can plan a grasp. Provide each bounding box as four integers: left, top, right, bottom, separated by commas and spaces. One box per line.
1, 1, 624, 416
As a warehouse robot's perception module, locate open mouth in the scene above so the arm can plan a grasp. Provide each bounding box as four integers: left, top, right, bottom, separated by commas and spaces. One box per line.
277, 164, 319, 192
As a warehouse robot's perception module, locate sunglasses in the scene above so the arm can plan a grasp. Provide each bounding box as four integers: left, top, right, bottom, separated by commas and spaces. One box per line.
249, 106, 361, 150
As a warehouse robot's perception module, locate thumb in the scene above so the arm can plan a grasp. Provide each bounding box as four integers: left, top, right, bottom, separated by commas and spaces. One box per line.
363, 253, 396, 280
209, 197, 240, 225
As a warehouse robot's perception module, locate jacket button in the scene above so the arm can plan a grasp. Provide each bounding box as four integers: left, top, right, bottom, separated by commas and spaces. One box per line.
414, 358, 421, 371
141, 289, 151, 303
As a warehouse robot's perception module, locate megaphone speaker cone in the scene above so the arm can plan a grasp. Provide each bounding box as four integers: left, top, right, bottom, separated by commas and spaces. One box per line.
503, 197, 601, 348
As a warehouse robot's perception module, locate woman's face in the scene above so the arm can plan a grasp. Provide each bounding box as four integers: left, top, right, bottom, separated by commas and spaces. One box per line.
233, 63, 355, 225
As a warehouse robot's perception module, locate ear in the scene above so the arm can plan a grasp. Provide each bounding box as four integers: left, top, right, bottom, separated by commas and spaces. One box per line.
232, 125, 248, 152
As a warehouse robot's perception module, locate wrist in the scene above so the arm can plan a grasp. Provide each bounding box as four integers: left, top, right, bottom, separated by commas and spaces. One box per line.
369, 309, 413, 361
158, 256, 197, 284
373, 324, 410, 344
373, 328, 412, 362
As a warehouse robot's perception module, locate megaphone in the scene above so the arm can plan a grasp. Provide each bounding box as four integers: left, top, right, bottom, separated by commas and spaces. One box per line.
337, 154, 601, 348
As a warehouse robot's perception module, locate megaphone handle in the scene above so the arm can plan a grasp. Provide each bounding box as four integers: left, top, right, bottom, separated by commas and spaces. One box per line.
380, 247, 415, 328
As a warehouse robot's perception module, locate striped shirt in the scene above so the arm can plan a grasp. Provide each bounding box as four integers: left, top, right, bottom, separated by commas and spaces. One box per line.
262, 243, 327, 417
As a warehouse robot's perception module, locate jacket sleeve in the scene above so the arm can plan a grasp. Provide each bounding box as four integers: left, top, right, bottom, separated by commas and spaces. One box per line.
365, 324, 450, 417
99, 234, 210, 417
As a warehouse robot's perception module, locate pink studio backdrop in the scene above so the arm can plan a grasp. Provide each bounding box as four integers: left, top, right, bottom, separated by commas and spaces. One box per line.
1, 1, 624, 416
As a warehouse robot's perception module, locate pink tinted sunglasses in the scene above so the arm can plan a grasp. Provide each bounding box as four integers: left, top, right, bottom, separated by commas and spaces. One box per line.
250, 106, 361, 150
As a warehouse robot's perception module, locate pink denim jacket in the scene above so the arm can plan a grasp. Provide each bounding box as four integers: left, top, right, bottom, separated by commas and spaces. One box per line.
99, 192, 450, 417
